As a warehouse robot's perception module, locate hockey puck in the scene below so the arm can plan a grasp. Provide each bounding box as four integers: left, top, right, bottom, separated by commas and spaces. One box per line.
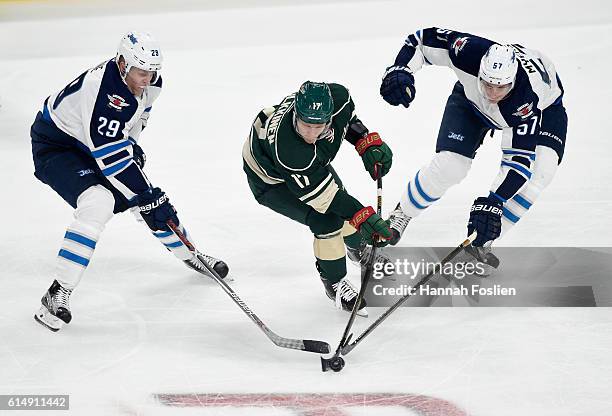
321, 356, 346, 372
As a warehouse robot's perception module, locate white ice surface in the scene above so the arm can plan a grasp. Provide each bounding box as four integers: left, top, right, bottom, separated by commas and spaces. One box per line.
1, 1, 611, 415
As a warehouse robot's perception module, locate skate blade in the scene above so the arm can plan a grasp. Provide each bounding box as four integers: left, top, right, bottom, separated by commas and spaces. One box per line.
356, 307, 369, 318
34, 306, 63, 332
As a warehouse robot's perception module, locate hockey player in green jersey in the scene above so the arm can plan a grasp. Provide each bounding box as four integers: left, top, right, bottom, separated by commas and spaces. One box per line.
243, 81, 394, 316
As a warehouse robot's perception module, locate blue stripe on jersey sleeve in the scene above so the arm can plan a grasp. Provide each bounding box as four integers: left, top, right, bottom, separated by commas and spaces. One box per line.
102, 158, 132, 176
502, 207, 520, 223
501, 161, 532, 179
91, 140, 131, 159
503, 149, 536, 160
513, 194, 533, 209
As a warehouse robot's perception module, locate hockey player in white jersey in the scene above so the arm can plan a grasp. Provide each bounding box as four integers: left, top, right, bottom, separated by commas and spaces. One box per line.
380, 28, 567, 253
30, 32, 228, 332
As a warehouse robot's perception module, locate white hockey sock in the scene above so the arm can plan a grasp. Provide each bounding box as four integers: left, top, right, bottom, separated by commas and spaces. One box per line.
151, 224, 192, 260
400, 151, 472, 217
54, 222, 100, 290
53, 185, 114, 289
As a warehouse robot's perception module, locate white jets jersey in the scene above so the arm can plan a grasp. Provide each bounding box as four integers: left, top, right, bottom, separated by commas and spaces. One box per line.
42, 59, 162, 200
402, 28, 563, 129
391, 27, 565, 201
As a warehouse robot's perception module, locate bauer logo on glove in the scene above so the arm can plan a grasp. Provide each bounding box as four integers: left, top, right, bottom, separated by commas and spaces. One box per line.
355, 133, 383, 155
138, 192, 168, 213
470, 203, 503, 216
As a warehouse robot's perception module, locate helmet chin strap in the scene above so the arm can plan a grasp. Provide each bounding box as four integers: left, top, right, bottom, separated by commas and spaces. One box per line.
116, 57, 130, 85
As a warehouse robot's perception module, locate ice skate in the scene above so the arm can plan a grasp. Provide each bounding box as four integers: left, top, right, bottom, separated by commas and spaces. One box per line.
346, 240, 395, 277
321, 276, 368, 317
184, 251, 230, 280
387, 203, 412, 246
34, 280, 73, 332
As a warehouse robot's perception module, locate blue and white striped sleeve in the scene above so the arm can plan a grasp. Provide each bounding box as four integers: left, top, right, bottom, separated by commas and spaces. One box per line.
489, 143, 537, 203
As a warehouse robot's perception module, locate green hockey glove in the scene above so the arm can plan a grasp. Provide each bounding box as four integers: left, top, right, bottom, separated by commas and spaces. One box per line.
349, 206, 392, 246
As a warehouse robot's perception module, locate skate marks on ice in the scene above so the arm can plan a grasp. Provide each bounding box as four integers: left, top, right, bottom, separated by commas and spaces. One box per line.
154, 392, 468, 416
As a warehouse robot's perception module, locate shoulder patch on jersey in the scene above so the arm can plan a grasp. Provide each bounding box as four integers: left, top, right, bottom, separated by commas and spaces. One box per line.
107, 94, 130, 111
452, 36, 469, 56
512, 102, 534, 119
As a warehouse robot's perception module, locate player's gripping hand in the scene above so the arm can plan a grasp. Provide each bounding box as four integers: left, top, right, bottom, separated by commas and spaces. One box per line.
354, 132, 393, 180
132, 143, 146, 169
468, 196, 503, 247
349, 206, 392, 247
137, 187, 179, 231
380, 65, 416, 108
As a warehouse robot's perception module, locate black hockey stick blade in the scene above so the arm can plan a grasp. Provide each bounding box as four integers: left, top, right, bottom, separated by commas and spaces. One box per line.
304, 340, 331, 354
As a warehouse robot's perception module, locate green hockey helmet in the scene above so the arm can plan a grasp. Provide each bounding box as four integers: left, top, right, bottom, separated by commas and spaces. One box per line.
295, 81, 333, 124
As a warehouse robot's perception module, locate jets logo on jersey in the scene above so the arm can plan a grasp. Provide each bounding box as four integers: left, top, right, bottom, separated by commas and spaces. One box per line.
107, 94, 130, 111
77, 169, 94, 177
513, 102, 534, 119
452, 37, 469, 55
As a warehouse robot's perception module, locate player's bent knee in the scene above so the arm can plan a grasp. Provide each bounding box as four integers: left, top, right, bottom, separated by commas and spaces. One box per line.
74, 185, 115, 226
306, 210, 344, 236
313, 231, 345, 261
531, 146, 559, 189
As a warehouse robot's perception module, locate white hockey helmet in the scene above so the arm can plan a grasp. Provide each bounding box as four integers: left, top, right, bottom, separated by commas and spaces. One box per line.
116, 31, 162, 82
478, 44, 518, 86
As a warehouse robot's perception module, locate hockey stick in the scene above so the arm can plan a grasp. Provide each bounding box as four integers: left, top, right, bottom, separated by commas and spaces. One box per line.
321, 164, 383, 372
340, 231, 477, 356
166, 220, 330, 354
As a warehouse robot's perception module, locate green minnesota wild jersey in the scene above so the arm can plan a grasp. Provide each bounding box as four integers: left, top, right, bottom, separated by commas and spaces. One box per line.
243, 83, 363, 219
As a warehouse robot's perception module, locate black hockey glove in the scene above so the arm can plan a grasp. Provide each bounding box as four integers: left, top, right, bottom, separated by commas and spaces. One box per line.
137, 187, 179, 231
132, 143, 146, 169
354, 132, 393, 179
380, 65, 416, 108
467, 196, 503, 247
